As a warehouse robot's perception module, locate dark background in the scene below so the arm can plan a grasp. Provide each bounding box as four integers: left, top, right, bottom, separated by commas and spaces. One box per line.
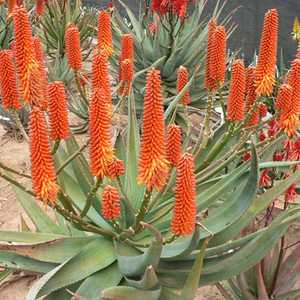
84, 0, 300, 65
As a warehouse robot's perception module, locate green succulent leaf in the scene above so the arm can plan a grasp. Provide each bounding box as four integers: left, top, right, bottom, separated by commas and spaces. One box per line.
125, 265, 159, 290
181, 237, 211, 300
102, 286, 161, 300
37, 238, 116, 297
76, 262, 123, 300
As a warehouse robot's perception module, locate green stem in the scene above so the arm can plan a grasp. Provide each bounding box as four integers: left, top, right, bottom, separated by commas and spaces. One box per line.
116, 176, 135, 216
51, 140, 60, 155
0, 161, 31, 179
134, 190, 152, 232
11, 109, 29, 142
56, 140, 89, 175
81, 178, 102, 217
194, 92, 214, 158
75, 72, 89, 106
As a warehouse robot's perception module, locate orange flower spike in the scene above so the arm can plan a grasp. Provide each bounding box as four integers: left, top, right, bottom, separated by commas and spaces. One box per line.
89, 88, 114, 178
119, 59, 134, 96
138, 69, 169, 191
245, 66, 259, 126
35, 0, 45, 15
166, 124, 182, 167
275, 83, 293, 111
33, 37, 48, 109
120, 34, 134, 62
255, 9, 279, 97
0, 50, 21, 110
29, 109, 58, 204
48, 82, 70, 141
204, 19, 217, 91
171, 153, 197, 236
92, 50, 111, 103
211, 25, 227, 86
177, 66, 191, 105
226, 59, 246, 122
102, 185, 120, 220
287, 59, 300, 114
13, 7, 43, 108
65, 24, 83, 71
98, 10, 113, 57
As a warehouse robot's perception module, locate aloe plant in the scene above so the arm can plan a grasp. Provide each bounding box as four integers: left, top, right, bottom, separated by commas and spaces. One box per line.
110, 0, 236, 111
0, 3, 300, 300
1, 69, 300, 299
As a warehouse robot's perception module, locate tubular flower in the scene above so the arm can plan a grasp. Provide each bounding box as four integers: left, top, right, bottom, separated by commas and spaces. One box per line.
275, 84, 293, 111
166, 124, 182, 167
119, 59, 134, 96
278, 60, 300, 137
92, 50, 111, 103
211, 25, 227, 86
0, 50, 21, 110
98, 10, 113, 57
29, 109, 58, 204
204, 19, 217, 91
107, 158, 125, 179
177, 66, 191, 105
284, 183, 297, 203
35, 0, 45, 15
89, 88, 114, 178
33, 37, 48, 109
102, 185, 120, 220
259, 169, 272, 188
48, 82, 70, 141
226, 59, 246, 122
7, 0, 16, 16
138, 69, 169, 191
255, 9, 278, 97
13, 7, 44, 108
287, 59, 300, 114
171, 153, 197, 236
245, 66, 258, 126
65, 24, 82, 71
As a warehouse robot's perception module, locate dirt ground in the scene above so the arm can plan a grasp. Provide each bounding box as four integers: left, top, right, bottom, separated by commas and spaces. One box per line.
0, 124, 299, 300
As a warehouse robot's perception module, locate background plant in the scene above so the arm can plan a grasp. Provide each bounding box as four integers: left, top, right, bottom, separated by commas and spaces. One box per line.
0, 3, 299, 300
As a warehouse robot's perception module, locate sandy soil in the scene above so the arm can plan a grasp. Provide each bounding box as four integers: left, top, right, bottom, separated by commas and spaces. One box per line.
0, 124, 299, 300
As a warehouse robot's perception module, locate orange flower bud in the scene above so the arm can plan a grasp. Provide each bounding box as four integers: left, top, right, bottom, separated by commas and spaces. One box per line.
177, 66, 191, 105
107, 158, 125, 179
29, 109, 58, 204
0, 50, 21, 110
65, 24, 82, 71
120, 34, 134, 62
255, 9, 278, 97
171, 153, 197, 236
89, 88, 114, 178
138, 69, 169, 191
102, 185, 120, 220
48, 82, 70, 141
166, 124, 182, 167
287, 59, 300, 115
98, 10, 113, 57
227, 59, 246, 122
